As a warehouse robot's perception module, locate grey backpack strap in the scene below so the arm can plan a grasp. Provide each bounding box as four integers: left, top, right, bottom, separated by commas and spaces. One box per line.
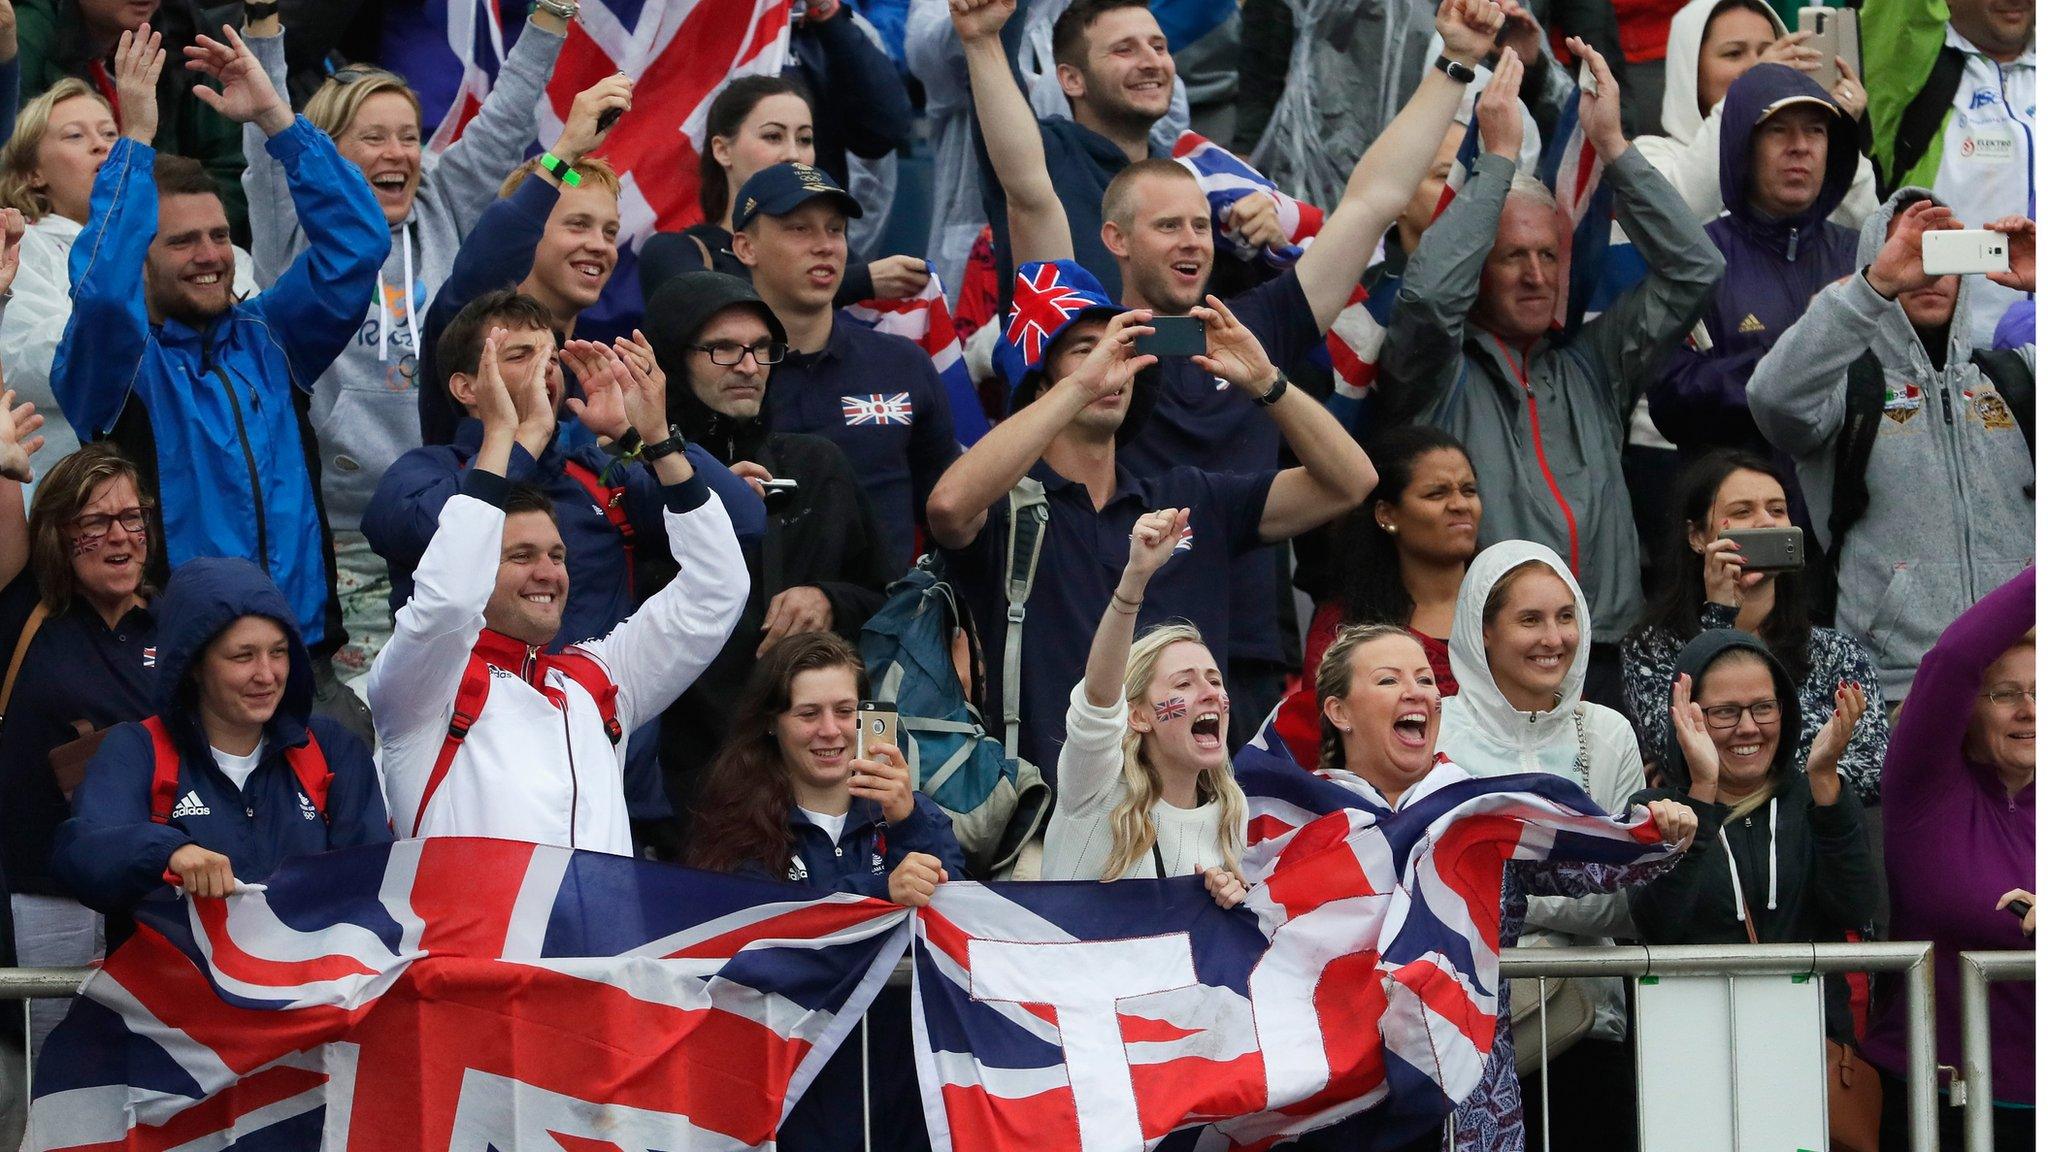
1000, 477, 1049, 758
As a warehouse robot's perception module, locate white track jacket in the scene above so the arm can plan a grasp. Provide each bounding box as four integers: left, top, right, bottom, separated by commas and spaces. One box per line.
367, 472, 746, 854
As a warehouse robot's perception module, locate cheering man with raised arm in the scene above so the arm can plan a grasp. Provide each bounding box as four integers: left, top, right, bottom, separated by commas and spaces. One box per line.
955, 0, 1502, 734
366, 324, 748, 855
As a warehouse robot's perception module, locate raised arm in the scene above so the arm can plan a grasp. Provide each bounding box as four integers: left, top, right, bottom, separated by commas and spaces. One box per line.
236, 11, 295, 287
52, 28, 164, 442
1291, 0, 1501, 331
0, 373, 44, 591
925, 308, 1154, 547
188, 26, 389, 391
430, 14, 570, 238
1885, 566, 2036, 808
953, 0, 1070, 262
1187, 295, 1374, 542
1084, 507, 1188, 707
1750, 201, 1961, 464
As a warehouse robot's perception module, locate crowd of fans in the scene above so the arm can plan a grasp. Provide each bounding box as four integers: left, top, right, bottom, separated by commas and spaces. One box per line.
0, 0, 2031, 1147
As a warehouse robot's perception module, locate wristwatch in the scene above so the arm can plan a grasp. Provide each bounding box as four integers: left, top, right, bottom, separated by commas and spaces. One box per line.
1253, 369, 1291, 407
532, 0, 579, 21
1434, 55, 1478, 84
641, 426, 689, 462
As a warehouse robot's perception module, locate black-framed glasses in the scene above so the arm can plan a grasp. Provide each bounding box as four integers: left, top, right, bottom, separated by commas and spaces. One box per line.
690, 340, 786, 367
68, 508, 147, 541
1701, 699, 1780, 729
1980, 685, 2037, 709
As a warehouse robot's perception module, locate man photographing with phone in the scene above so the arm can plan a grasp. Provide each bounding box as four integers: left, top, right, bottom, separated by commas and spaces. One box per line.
1749, 193, 2035, 704
643, 271, 901, 825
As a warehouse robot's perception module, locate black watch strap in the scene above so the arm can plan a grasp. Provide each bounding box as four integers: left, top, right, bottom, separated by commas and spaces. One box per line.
1434, 55, 1477, 84
641, 426, 688, 462
244, 0, 281, 19
1253, 370, 1290, 407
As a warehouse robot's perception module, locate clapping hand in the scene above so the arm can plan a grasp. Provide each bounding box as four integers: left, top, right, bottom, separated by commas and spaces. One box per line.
560, 340, 631, 440
0, 388, 46, 484
1476, 47, 1525, 160
1564, 37, 1626, 161
114, 24, 165, 145
1190, 295, 1278, 395
1804, 680, 1865, 804
470, 329, 521, 436
1670, 673, 1721, 801
184, 25, 292, 136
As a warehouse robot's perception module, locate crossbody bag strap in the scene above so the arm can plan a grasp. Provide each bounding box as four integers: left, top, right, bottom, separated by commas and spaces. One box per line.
0, 601, 51, 720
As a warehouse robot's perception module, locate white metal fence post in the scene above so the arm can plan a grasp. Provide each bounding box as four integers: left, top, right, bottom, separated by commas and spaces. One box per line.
1957, 950, 2035, 1152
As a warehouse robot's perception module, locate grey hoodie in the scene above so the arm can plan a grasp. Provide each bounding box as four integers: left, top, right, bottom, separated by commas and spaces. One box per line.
1747, 188, 2035, 702
1379, 147, 1726, 643
239, 25, 565, 534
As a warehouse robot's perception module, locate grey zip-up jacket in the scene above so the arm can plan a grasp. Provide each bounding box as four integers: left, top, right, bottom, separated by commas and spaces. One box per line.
1747, 189, 2035, 702
1379, 148, 1724, 643
239, 24, 564, 534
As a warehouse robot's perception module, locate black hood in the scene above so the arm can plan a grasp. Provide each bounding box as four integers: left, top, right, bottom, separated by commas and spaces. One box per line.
150, 556, 315, 740
1660, 629, 1804, 795
643, 272, 786, 463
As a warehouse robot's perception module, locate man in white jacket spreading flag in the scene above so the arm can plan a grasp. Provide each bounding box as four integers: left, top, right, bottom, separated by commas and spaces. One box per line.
366, 316, 748, 856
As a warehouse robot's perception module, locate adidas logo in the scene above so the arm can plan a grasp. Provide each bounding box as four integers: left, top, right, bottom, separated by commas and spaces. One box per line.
169, 790, 211, 819
1737, 313, 1766, 334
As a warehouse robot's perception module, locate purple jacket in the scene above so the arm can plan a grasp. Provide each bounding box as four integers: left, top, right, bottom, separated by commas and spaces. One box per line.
1864, 566, 2035, 1103
1651, 65, 1860, 478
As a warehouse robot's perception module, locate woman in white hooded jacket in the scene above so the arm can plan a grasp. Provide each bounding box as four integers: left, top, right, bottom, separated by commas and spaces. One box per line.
1635, 0, 1878, 228
1436, 540, 1647, 1149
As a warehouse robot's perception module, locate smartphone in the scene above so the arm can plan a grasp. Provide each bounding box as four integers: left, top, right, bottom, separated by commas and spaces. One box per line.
596, 106, 624, 134
1797, 7, 1860, 90
2008, 895, 2034, 922
1923, 229, 2012, 276
1719, 527, 1805, 572
761, 476, 799, 512
1133, 314, 1206, 358
856, 701, 897, 760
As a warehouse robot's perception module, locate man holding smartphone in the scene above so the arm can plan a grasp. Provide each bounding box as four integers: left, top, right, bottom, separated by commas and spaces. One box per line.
925, 260, 1373, 785
1749, 194, 2035, 704
642, 271, 900, 821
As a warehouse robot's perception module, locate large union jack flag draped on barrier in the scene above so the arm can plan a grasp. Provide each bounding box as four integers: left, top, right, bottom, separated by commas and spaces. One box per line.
909, 733, 1675, 1152
27, 838, 909, 1151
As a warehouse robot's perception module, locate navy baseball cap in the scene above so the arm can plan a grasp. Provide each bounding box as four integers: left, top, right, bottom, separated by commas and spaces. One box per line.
731, 162, 864, 232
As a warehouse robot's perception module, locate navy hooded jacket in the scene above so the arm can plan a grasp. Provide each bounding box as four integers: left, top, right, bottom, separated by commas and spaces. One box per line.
1651, 65, 1862, 477
51, 558, 389, 919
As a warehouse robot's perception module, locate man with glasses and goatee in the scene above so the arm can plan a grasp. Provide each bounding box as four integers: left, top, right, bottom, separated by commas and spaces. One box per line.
640, 271, 898, 831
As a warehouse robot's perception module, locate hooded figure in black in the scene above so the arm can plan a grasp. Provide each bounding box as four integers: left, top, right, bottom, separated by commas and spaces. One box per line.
1628, 628, 1880, 1036
52, 558, 388, 938
1649, 62, 1863, 514
641, 272, 898, 826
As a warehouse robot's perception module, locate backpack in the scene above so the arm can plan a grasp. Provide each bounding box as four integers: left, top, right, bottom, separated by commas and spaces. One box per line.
1815, 348, 2034, 622
859, 480, 1052, 877
1883, 45, 1968, 197
145, 715, 331, 826
561, 458, 636, 594
409, 648, 622, 837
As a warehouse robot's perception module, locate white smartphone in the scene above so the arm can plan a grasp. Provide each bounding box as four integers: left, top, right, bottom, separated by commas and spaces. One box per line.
1797, 7, 1860, 91
1922, 228, 2012, 276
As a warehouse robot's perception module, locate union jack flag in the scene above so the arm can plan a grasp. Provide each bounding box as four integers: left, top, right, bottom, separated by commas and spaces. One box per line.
1171, 132, 1324, 268
910, 725, 1676, 1152
843, 277, 991, 445
843, 393, 915, 427
27, 839, 909, 1150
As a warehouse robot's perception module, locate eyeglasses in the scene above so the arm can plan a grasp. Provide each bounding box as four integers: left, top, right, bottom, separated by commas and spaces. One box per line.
68, 508, 147, 541
1701, 699, 1780, 729
1980, 685, 2037, 709
690, 340, 786, 367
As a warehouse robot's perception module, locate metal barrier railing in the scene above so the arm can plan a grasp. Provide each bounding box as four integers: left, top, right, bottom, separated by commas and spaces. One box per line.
1956, 949, 2035, 1152
0, 944, 1947, 1151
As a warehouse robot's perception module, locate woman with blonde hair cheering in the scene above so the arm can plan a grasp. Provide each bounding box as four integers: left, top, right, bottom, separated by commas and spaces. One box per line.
1041, 507, 1248, 908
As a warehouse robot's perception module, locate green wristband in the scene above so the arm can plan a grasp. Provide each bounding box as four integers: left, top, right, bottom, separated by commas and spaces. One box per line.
538, 152, 582, 188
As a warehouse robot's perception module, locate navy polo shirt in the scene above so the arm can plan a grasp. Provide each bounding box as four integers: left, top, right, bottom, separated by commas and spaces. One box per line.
767, 312, 961, 566
0, 577, 157, 896
944, 460, 1274, 787
1118, 269, 1323, 667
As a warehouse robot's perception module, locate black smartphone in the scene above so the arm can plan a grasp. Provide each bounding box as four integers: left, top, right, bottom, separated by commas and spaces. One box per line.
1719, 527, 1805, 572
1133, 315, 1205, 358
596, 106, 624, 134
